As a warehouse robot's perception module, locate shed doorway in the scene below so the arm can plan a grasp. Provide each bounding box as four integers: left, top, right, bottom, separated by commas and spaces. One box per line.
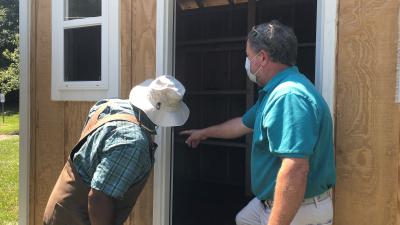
172, 1, 317, 225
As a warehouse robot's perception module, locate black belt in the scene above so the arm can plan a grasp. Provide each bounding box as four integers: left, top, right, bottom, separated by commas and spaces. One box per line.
263, 190, 331, 209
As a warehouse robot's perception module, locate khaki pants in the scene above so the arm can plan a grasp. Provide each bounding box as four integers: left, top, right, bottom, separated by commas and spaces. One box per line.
235, 195, 333, 225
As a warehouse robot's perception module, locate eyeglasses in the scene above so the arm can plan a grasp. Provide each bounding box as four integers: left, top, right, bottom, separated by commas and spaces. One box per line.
251, 26, 263, 37
252, 24, 275, 38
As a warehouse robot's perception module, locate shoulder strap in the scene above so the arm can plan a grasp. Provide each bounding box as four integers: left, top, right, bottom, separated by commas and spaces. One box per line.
78, 113, 140, 143
70, 101, 156, 160
79, 103, 110, 140
77, 101, 156, 143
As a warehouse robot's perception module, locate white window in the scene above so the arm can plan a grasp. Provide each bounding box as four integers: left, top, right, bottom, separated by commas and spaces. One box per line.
51, 0, 120, 101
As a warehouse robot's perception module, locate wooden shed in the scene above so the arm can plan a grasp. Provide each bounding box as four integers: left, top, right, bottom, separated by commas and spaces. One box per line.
18, 0, 400, 224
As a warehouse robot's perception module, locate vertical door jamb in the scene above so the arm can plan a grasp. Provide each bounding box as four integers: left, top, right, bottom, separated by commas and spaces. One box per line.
19, 0, 31, 223
315, 0, 338, 114
153, 0, 175, 225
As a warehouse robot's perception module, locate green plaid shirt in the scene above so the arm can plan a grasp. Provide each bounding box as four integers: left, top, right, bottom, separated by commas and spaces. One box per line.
72, 99, 156, 199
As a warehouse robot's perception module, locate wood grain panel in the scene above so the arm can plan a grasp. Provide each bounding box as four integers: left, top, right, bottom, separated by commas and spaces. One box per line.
29, 0, 157, 224
124, 0, 157, 224
64, 102, 93, 161
33, 0, 65, 224
131, 0, 157, 85
335, 0, 399, 224
121, 0, 133, 98
29, 0, 38, 223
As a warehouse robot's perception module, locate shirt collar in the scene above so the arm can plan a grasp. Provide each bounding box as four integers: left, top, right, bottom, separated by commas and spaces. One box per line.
259, 66, 299, 95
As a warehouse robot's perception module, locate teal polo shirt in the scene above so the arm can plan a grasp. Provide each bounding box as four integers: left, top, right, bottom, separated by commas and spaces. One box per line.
242, 66, 336, 200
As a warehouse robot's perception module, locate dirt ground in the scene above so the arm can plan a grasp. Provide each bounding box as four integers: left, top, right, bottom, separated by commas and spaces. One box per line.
0, 135, 18, 141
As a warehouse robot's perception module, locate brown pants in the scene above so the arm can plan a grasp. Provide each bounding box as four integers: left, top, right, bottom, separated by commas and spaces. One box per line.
43, 159, 149, 225
43, 103, 152, 225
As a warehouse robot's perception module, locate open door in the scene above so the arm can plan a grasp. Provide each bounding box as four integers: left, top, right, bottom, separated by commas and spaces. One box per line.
172, 1, 317, 225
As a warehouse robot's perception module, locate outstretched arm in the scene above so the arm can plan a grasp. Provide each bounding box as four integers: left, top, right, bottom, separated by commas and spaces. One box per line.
180, 117, 252, 148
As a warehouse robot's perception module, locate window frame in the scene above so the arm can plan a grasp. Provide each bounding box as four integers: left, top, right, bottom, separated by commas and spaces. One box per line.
51, 0, 120, 101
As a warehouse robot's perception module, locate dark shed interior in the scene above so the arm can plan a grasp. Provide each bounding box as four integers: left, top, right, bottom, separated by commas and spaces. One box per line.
173, 1, 317, 224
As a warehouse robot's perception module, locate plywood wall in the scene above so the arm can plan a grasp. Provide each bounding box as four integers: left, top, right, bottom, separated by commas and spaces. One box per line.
334, 0, 400, 224
29, 0, 156, 224
30, 0, 65, 224
29, 0, 400, 224
121, 0, 157, 224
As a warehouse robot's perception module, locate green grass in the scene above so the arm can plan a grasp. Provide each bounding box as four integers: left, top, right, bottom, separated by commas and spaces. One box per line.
0, 111, 19, 135
0, 136, 19, 224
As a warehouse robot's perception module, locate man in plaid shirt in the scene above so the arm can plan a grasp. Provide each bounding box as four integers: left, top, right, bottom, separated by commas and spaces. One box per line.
44, 75, 189, 225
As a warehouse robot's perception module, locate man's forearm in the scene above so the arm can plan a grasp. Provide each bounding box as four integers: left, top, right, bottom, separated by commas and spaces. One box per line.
203, 117, 252, 139
268, 158, 309, 225
88, 189, 114, 225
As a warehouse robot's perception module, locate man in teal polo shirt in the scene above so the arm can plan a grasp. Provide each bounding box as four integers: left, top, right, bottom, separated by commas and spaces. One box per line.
181, 20, 335, 225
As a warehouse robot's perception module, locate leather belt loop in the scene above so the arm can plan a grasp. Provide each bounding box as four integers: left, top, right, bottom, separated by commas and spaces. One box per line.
313, 197, 318, 208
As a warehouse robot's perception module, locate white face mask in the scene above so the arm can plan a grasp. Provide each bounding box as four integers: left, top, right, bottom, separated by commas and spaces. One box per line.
245, 53, 262, 84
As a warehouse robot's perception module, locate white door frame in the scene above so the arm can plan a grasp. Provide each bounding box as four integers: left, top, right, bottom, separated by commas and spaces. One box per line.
153, 0, 338, 224
315, 0, 338, 114
153, 0, 176, 225
19, 0, 31, 224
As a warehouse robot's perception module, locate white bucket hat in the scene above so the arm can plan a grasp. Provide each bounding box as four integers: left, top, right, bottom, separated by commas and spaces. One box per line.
129, 75, 190, 127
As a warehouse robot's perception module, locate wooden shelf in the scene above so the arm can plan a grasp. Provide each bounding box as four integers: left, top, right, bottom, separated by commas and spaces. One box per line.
298, 42, 315, 48
175, 137, 247, 148
177, 36, 246, 47
177, 38, 314, 48
187, 90, 247, 95
177, 176, 243, 187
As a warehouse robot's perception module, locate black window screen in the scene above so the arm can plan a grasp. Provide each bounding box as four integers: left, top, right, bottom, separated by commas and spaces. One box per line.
64, 25, 101, 82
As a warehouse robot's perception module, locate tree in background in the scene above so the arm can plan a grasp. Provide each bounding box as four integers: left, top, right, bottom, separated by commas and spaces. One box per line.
0, 0, 19, 96
0, 34, 19, 95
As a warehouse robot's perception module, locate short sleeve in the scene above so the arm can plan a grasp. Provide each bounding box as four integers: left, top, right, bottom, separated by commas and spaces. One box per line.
242, 102, 259, 129
264, 93, 319, 158
91, 130, 152, 199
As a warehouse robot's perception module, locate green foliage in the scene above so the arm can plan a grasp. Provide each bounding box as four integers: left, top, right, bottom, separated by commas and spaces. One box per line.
0, 136, 19, 224
0, 35, 19, 95
0, 0, 19, 97
0, 0, 19, 68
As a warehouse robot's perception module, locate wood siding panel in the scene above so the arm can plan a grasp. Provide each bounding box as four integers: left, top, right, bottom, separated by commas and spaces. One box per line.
64, 102, 93, 160
29, 0, 37, 223
121, 0, 133, 98
131, 0, 157, 85
335, 0, 399, 224
32, 0, 65, 224
30, 0, 156, 223
124, 0, 157, 224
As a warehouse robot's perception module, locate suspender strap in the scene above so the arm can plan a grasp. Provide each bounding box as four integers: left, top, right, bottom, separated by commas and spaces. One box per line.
78, 114, 140, 143
78, 101, 156, 143
70, 101, 157, 162
79, 103, 110, 141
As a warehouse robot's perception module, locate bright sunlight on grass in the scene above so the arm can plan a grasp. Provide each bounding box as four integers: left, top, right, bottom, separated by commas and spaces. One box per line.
0, 111, 19, 135
0, 136, 19, 224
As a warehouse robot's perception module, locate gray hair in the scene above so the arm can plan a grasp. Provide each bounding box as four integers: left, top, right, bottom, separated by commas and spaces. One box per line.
247, 20, 297, 66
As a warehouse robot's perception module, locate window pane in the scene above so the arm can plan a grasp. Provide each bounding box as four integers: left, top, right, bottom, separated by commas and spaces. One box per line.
64, 0, 101, 20
64, 26, 101, 82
